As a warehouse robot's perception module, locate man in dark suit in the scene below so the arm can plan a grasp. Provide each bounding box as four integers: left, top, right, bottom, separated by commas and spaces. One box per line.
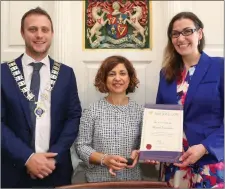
1, 7, 82, 187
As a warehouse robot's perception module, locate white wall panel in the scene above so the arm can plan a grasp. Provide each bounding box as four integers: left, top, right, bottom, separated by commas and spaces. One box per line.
192, 1, 224, 56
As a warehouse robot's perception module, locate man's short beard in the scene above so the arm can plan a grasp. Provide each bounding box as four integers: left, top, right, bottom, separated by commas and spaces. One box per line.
26, 43, 51, 57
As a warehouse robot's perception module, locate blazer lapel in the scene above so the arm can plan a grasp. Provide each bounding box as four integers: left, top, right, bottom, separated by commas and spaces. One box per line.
184, 52, 211, 112
15, 54, 33, 128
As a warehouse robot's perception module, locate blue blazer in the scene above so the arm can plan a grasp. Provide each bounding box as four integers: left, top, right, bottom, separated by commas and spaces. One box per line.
1, 54, 82, 187
156, 52, 224, 166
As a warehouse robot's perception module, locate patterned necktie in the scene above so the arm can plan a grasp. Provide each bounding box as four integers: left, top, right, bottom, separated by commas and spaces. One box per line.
29, 62, 43, 150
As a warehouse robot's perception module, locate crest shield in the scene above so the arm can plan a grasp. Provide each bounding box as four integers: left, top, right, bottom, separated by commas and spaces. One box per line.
107, 13, 128, 39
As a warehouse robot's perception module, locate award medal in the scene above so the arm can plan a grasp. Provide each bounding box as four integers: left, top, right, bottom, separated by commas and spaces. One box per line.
34, 101, 45, 118
7, 60, 61, 118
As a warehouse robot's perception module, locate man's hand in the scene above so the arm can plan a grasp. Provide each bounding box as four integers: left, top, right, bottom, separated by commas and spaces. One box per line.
27, 157, 57, 179
26, 152, 57, 179
27, 170, 37, 179
174, 144, 207, 168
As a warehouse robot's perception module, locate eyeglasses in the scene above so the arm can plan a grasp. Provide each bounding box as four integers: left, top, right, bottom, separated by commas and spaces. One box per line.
170, 28, 197, 38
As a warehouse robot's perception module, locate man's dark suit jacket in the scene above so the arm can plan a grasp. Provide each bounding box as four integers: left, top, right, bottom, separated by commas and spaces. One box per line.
1, 54, 82, 187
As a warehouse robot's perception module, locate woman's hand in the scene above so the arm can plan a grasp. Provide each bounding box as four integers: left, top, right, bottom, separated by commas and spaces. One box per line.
128, 150, 159, 165
174, 144, 207, 168
126, 150, 140, 168
144, 160, 160, 165
103, 155, 127, 176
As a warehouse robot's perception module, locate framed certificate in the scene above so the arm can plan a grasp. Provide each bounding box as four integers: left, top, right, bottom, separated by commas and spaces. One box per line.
139, 104, 183, 163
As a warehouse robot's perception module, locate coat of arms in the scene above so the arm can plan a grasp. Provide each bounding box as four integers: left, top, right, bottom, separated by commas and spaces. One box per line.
85, 0, 151, 49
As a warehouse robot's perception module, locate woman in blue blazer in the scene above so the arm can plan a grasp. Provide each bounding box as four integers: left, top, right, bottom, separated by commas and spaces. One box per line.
156, 12, 224, 188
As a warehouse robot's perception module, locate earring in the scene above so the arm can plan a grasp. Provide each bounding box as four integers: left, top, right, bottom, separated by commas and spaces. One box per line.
198, 40, 200, 45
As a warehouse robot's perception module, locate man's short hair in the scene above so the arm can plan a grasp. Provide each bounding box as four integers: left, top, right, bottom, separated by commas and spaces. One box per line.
21, 7, 54, 33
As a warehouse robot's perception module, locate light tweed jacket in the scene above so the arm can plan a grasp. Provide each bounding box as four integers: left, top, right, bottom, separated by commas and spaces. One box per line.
75, 98, 144, 182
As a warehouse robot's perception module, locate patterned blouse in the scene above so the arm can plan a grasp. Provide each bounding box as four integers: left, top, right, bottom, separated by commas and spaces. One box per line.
75, 98, 144, 182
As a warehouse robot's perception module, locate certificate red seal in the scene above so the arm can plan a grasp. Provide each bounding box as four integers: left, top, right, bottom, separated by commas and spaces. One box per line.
146, 144, 152, 150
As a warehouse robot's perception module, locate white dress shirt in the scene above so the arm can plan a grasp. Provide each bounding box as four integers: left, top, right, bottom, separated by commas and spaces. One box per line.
22, 53, 51, 153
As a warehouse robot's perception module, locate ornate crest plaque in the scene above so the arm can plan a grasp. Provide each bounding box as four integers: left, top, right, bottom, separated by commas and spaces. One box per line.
84, 0, 152, 49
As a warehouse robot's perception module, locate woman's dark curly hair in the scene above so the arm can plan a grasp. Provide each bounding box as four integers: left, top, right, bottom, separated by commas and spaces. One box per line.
94, 55, 139, 94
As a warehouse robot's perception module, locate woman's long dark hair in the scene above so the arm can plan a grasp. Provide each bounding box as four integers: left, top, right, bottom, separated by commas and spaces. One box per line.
162, 12, 205, 82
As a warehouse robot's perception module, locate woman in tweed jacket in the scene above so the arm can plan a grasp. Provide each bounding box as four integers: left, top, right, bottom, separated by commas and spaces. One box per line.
75, 55, 144, 182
